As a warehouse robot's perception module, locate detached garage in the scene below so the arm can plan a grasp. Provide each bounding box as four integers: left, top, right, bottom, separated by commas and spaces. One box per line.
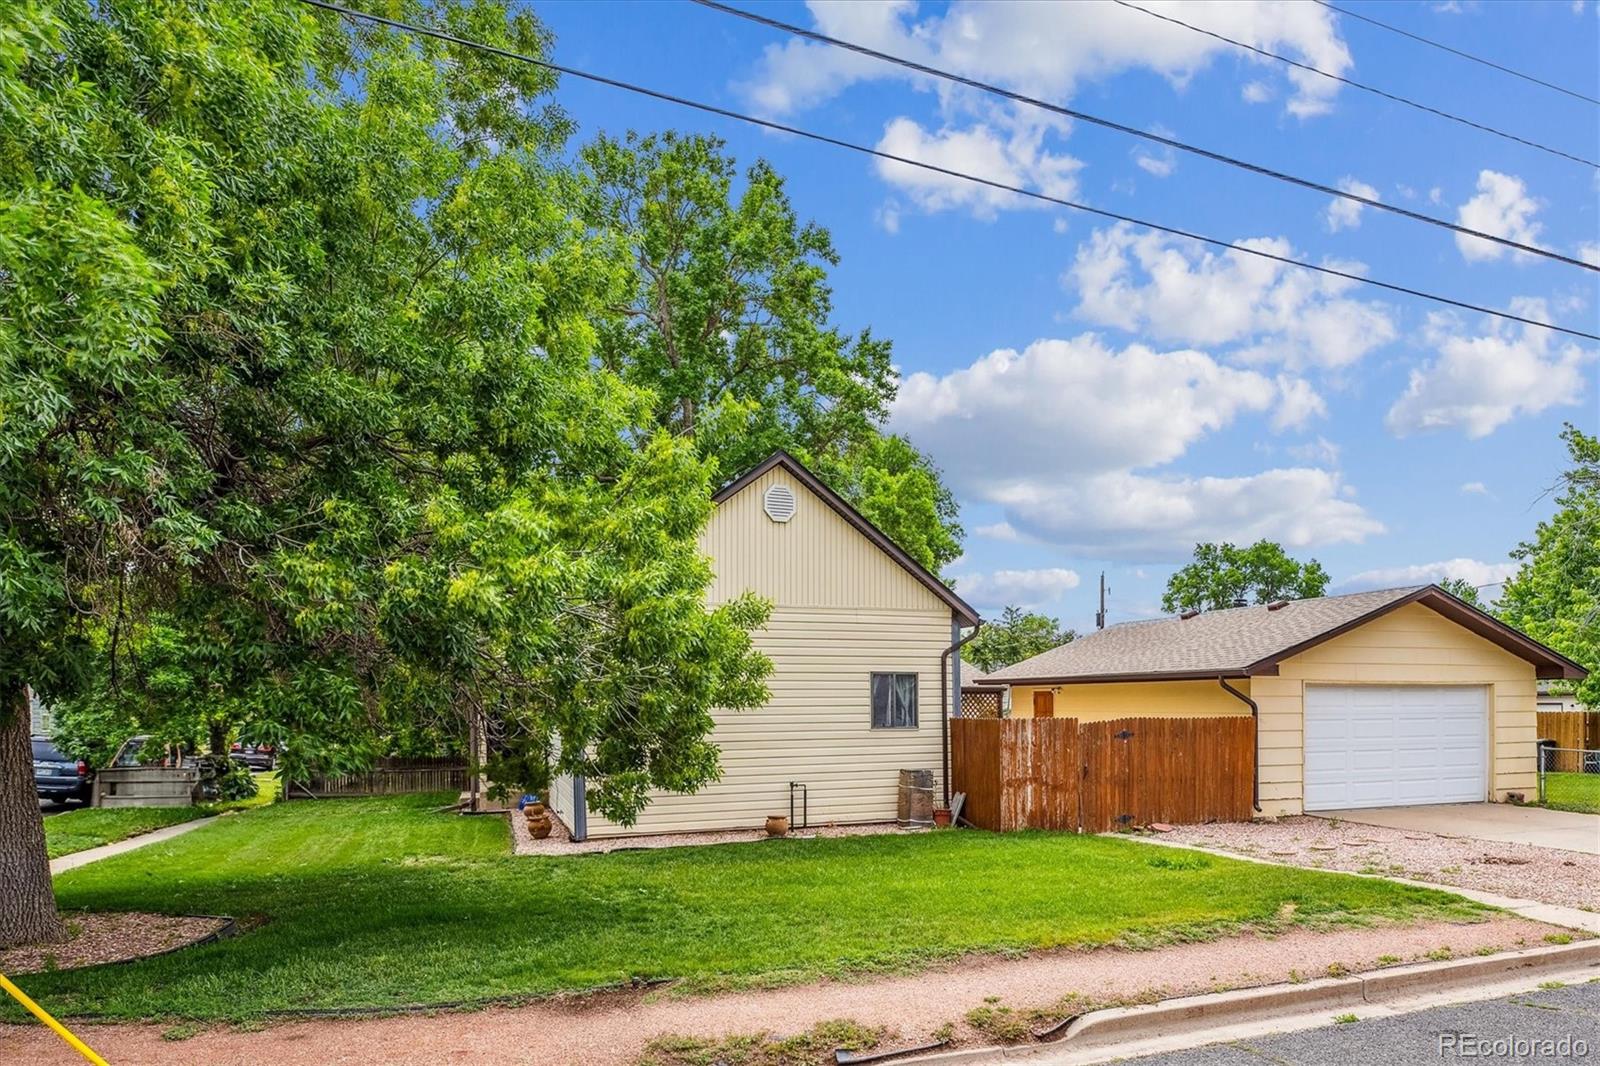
985, 586, 1587, 817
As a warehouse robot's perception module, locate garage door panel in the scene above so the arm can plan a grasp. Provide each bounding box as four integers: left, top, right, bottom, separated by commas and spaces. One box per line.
1304, 685, 1487, 811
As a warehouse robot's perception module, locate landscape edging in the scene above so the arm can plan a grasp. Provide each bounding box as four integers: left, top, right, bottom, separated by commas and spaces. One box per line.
890, 939, 1600, 1065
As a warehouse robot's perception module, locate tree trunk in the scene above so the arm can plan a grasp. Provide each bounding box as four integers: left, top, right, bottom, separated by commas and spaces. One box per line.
209, 719, 228, 756
0, 681, 65, 947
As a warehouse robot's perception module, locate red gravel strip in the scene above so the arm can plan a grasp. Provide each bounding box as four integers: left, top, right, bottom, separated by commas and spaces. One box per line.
0, 912, 231, 975
0, 915, 1560, 1065
1160, 817, 1599, 910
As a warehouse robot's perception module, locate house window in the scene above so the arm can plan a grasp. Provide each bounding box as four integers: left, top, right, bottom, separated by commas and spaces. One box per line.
871, 673, 918, 729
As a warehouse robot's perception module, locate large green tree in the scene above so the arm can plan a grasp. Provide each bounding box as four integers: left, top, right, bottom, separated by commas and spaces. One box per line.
0, 0, 768, 947
583, 131, 963, 572
1161, 541, 1331, 614
1498, 425, 1599, 708
964, 606, 1075, 673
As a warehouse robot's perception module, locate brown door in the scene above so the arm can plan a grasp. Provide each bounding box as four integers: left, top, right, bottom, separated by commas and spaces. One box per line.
1033, 690, 1055, 719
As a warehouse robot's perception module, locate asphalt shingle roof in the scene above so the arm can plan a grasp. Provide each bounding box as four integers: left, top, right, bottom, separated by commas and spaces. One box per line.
984, 586, 1424, 682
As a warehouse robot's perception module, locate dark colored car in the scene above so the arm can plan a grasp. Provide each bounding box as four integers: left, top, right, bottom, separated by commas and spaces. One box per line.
32, 736, 93, 805
230, 742, 276, 771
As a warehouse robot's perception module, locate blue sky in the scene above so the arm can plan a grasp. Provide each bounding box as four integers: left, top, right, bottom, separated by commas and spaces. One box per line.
531, 0, 1599, 631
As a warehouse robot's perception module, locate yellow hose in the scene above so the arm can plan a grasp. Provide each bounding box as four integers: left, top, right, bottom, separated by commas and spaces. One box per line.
0, 972, 109, 1065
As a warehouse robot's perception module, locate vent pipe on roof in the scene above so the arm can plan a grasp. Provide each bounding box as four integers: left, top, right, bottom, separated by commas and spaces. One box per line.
1266, 599, 1289, 611
1179, 609, 1201, 620
1230, 596, 1248, 608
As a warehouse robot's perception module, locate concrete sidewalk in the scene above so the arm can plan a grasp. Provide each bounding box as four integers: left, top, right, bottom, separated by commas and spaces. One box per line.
1319, 803, 1600, 855
49, 815, 218, 875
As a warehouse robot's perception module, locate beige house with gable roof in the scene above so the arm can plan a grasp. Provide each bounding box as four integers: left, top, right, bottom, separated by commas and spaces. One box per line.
986, 586, 1586, 816
549, 451, 980, 841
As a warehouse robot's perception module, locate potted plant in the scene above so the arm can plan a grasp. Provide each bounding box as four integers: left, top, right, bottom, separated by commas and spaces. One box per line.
932, 807, 952, 827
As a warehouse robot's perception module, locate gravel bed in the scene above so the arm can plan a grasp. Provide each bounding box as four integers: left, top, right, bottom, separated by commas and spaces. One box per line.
1161, 817, 1599, 910
509, 806, 925, 856
0, 912, 231, 974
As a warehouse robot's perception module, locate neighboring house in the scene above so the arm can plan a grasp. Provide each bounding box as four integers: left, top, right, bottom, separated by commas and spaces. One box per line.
983, 586, 1586, 816
1537, 681, 1590, 714
28, 688, 53, 736
549, 451, 980, 841
958, 666, 1008, 718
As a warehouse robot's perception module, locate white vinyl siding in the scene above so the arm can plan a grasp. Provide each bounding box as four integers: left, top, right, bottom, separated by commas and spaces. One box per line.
581, 464, 956, 839
1303, 685, 1488, 810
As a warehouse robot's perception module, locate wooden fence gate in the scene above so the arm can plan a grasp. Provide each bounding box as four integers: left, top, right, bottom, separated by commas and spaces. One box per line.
951, 715, 1255, 832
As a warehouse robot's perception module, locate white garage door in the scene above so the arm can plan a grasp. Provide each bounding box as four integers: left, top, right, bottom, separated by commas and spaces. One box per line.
1304, 685, 1487, 811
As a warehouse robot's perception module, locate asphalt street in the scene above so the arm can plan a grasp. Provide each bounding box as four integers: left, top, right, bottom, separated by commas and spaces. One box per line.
1119, 983, 1600, 1065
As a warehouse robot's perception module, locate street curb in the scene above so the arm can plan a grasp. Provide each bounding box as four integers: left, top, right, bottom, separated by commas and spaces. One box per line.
887, 940, 1600, 1065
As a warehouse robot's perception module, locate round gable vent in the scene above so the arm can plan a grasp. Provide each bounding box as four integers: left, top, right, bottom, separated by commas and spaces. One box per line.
763, 483, 797, 523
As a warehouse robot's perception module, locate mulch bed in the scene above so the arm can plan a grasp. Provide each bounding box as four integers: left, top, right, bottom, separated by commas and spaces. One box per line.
0, 912, 233, 974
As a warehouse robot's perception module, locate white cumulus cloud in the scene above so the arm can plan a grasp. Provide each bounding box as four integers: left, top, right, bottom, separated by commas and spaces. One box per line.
1066, 224, 1396, 370
1460, 481, 1490, 496
1386, 300, 1594, 438
951, 567, 1081, 609
1455, 170, 1544, 262
987, 469, 1382, 558
873, 112, 1082, 220
889, 335, 1379, 557
1340, 558, 1517, 592
743, 1, 1352, 119
974, 521, 1022, 541
1324, 177, 1380, 232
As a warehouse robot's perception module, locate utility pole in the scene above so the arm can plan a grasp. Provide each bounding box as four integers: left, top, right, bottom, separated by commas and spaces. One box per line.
1095, 571, 1108, 631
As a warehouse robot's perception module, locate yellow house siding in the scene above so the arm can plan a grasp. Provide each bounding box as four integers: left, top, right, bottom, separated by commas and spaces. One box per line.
1256, 602, 1538, 816
1007, 679, 1251, 721
582, 466, 955, 839
699, 467, 948, 613
584, 606, 950, 838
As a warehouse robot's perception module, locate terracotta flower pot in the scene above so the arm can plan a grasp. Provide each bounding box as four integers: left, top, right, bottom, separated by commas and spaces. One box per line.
523, 803, 552, 840
932, 807, 952, 827
765, 814, 790, 837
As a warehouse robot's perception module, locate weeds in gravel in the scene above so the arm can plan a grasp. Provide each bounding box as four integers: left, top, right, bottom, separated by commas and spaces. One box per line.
1376, 954, 1401, 965
1544, 934, 1574, 945
1333, 1013, 1358, 1024
637, 1019, 884, 1066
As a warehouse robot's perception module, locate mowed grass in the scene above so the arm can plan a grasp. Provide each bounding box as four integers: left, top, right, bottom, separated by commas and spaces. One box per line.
14, 794, 1489, 1021
43, 773, 280, 859
1543, 771, 1600, 814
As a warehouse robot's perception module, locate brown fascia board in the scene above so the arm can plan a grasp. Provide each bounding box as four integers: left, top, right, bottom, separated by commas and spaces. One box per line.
987, 669, 1254, 686
1243, 585, 1589, 680
713, 450, 981, 628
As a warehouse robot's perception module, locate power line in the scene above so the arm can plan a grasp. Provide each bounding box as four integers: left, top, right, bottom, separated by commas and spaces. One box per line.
1314, 0, 1600, 107
295, 0, 1600, 343
1110, 0, 1598, 169
693, 0, 1596, 272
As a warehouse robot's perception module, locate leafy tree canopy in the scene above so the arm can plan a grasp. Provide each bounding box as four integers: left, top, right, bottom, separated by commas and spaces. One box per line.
1, 0, 773, 943
1161, 541, 1331, 614
965, 606, 1075, 673
1498, 425, 1599, 707
582, 131, 963, 573
1437, 577, 1484, 608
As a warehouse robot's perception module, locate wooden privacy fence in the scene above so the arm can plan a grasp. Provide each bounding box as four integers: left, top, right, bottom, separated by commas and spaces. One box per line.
951, 716, 1255, 833
1537, 710, 1600, 754
287, 757, 467, 799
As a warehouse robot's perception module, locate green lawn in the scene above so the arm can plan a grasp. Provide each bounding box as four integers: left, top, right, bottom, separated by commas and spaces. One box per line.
13, 794, 1489, 1021
43, 772, 280, 859
1543, 771, 1600, 814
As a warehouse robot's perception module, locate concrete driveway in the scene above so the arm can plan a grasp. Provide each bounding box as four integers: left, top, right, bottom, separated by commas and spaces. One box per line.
1320, 803, 1599, 855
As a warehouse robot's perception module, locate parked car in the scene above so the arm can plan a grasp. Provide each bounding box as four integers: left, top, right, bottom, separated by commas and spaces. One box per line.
229, 742, 276, 771
32, 736, 93, 805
